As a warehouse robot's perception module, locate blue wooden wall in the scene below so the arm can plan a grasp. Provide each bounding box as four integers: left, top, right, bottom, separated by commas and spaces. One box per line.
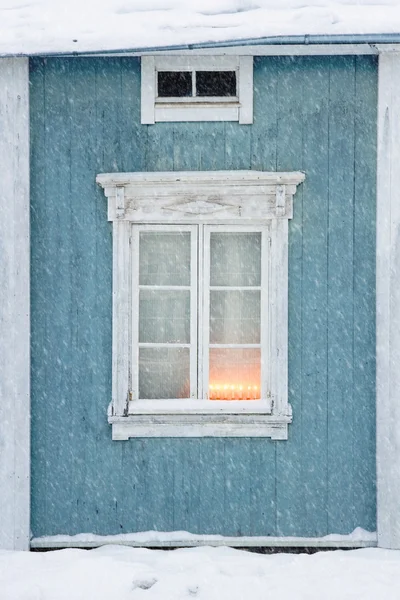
30, 55, 377, 538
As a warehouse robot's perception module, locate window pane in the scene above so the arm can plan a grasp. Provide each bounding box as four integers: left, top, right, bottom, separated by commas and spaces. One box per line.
139, 290, 190, 343
196, 71, 236, 97
139, 347, 190, 399
210, 232, 261, 287
158, 71, 192, 97
209, 348, 260, 400
210, 290, 260, 344
139, 232, 191, 286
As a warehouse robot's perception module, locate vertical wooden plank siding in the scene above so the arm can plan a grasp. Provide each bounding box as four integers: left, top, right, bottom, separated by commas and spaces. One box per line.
30, 57, 47, 540
326, 56, 356, 533
275, 56, 305, 535
353, 56, 377, 534
300, 57, 330, 536
30, 56, 377, 538
0, 58, 30, 551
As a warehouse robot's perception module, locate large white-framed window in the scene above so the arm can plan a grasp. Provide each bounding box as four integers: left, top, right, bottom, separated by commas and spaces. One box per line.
96, 170, 305, 439
141, 56, 253, 124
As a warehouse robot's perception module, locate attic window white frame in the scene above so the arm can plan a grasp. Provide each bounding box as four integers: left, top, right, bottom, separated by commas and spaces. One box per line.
141, 56, 253, 124
96, 170, 305, 440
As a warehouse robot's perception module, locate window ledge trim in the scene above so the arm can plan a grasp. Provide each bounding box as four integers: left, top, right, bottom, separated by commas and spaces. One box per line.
109, 414, 292, 440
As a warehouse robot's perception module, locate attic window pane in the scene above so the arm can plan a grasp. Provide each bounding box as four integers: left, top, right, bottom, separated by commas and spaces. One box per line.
196, 71, 236, 97
157, 71, 192, 97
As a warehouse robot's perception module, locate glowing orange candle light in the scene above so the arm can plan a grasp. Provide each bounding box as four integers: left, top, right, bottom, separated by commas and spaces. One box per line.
223, 385, 228, 400
215, 385, 220, 400
231, 385, 235, 400
238, 385, 243, 400
209, 385, 214, 400
253, 385, 258, 400
247, 386, 252, 400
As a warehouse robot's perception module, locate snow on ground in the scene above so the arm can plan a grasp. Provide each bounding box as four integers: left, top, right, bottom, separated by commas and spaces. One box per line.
1, 0, 400, 56
1, 545, 400, 600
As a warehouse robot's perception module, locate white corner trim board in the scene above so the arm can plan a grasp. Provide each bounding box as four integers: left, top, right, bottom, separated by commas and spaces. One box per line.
376, 47, 400, 551
97, 170, 305, 440
0, 58, 30, 551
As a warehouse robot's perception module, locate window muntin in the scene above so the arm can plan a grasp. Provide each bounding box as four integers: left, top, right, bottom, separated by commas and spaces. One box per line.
131, 224, 268, 408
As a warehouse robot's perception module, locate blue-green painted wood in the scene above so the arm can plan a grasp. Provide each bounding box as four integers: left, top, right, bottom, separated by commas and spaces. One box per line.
352, 56, 377, 529
300, 57, 330, 536
326, 56, 356, 533
30, 55, 377, 538
30, 57, 47, 538
276, 56, 305, 536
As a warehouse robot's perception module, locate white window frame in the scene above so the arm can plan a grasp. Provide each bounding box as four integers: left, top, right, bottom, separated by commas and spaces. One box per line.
141, 55, 253, 124
96, 170, 305, 439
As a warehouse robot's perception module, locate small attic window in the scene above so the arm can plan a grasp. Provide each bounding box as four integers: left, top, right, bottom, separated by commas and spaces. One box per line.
141, 56, 253, 124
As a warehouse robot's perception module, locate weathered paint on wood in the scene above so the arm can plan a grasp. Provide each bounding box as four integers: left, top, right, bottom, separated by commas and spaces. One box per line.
376, 50, 400, 549
0, 57, 30, 550
30, 55, 377, 538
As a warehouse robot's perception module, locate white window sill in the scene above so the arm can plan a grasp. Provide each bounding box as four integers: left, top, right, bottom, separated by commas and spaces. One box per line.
108, 412, 292, 440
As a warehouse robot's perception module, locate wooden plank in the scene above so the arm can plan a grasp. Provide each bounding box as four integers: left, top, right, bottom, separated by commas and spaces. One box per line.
146, 122, 174, 171
92, 58, 125, 534
173, 123, 201, 170
199, 123, 226, 171
300, 56, 330, 536
172, 439, 202, 533
326, 56, 356, 534
141, 56, 155, 125
353, 55, 377, 535
121, 57, 147, 172
225, 123, 251, 170
0, 57, 30, 550
30, 535, 377, 549
68, 57, 101, 534
376, 50, 400, 549
41, 58, 75, 535
238, 56, 254, 124
249, 439, 276, 536
251, 57, 278, 171
198, 439, 226, 533
30, 57, 48, 541
275, 56, 305, 535
224, 439, 251, 535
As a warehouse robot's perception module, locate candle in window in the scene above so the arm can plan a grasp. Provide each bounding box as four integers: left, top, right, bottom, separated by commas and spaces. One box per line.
223, 385, 228, 400
209, 385, 214, 400
231, 385, 235, 400
247, 386, 252, 400
253, 385, 258, 400
238, 385, 243, 400
215, 385, 220, 400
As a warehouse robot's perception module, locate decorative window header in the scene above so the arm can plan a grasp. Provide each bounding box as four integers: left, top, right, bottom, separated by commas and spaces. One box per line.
141, 56, 254, 124
96, 170, 305, 223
